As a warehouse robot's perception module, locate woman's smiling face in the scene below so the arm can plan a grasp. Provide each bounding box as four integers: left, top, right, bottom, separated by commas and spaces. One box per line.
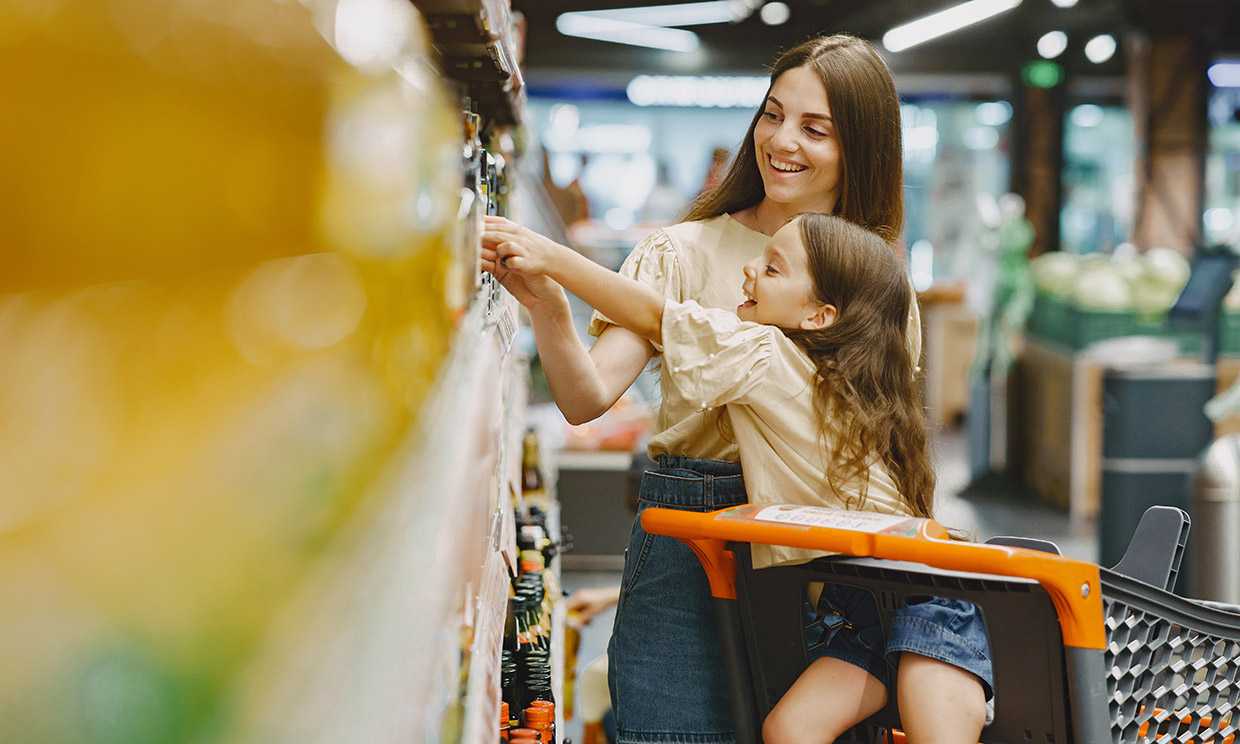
752, 64, 843, 215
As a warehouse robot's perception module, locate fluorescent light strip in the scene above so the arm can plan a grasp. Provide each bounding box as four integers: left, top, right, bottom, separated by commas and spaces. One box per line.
556, 15, 701, 52
568, 1, 741, 27
557, 1, 760, 53
883, 0, 1022, 53
627, 75, 769, 107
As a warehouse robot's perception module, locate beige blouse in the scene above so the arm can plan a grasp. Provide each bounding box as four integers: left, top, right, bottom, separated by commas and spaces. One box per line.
660, 300, 914, 568
589, 213, 924, 466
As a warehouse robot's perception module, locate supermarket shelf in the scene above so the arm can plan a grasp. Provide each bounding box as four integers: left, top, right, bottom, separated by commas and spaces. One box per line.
417, 0, 526, 126
220, 284, 529, 744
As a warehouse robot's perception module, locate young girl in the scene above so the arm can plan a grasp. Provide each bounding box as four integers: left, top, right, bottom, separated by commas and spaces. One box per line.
484, 212, 993, 744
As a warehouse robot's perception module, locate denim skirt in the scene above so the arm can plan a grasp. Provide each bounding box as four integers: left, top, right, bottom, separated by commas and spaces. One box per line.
807, 585, 995, 701
607, 456, 746, 744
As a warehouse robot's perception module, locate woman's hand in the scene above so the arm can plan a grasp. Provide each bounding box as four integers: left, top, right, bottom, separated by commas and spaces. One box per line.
565, 584, 621, 627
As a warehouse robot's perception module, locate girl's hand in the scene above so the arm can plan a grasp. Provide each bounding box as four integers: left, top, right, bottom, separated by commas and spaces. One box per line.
480, 216, 566, 310
480, 242, 564, 310
482, 216, 564, 275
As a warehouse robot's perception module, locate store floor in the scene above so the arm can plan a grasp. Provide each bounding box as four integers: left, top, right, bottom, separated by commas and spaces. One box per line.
558, 424, 1099, 743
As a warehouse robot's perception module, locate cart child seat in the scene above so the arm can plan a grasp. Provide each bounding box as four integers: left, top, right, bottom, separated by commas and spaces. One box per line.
640, 503, 1240, 744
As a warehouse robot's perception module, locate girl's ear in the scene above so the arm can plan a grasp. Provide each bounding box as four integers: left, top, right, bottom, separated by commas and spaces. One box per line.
799, 303, 837, 331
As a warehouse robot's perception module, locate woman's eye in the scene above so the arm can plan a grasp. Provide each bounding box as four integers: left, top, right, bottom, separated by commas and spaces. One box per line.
805, 127, 828, 137
762, 110, 780, 121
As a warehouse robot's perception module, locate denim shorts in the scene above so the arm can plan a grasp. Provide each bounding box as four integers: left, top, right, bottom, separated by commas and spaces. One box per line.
806, 585, 994, 701
607, 456, 747, 744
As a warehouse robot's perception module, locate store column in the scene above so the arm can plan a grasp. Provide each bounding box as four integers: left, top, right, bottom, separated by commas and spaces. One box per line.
1126, 33, 1208, 255
1011, 75, 1065, 258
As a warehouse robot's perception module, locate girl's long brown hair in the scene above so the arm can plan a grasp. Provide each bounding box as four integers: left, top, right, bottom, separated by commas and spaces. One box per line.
683, 34, 904, 244
784, 213, 934, 519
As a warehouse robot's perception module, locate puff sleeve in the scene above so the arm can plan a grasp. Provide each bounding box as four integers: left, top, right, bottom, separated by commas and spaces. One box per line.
587, 229, 683, 345
659, 300, 777, 410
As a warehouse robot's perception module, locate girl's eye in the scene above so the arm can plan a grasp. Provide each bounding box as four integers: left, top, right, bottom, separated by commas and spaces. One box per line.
765, 264, 777, 275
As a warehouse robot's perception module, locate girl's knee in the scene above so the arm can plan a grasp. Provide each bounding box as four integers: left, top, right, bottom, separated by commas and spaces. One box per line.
761, 707, 795, 744
762, 705, 843, 744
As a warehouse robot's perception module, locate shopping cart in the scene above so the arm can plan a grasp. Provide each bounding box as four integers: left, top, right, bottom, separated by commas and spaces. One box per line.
641, 502, 1240, 744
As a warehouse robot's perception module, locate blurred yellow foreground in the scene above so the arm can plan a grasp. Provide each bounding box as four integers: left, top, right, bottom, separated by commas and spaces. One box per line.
0, 0, 466, 740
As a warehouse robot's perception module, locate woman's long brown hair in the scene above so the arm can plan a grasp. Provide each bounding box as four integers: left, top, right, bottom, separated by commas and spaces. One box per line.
683, 34, 904, 244
784, 214, 934, 519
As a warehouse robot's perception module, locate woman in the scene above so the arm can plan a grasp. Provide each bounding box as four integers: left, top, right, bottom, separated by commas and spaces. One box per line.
491, 34, 917, 744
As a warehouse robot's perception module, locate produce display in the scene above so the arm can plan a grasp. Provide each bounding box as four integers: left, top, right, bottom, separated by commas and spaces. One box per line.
1030, 248, 1191, 315
1024, 247, 1234, 352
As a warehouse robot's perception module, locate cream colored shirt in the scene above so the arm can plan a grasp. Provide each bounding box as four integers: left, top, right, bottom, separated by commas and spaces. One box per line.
588, 214, 923, 464
660, 300, 914, 568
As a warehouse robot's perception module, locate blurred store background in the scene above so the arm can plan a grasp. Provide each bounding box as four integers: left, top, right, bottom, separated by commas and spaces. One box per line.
3, 0, 1240, 742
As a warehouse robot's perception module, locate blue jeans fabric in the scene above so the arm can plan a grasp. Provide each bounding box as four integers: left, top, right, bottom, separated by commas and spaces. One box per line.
607, 456, 747, 744
806, 585, 995, 700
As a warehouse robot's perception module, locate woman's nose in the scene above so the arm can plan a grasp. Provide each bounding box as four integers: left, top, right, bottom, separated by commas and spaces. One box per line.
769, 121, 797, 152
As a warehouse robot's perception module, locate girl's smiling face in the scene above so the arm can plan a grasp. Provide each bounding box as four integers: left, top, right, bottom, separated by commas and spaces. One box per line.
739, 219, 835, 330
752, 65, 844, 215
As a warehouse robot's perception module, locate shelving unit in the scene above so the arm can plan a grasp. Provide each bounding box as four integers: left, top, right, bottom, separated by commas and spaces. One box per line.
420, 0, 526, 126
0, 0, 550, 742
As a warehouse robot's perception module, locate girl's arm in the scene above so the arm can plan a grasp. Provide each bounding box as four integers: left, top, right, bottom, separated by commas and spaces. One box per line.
480, 218, 659, 425
483, 216, 666, 345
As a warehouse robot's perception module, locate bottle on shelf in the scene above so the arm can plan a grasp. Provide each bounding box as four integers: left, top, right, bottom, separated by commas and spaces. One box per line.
522, 702, 554, 742
521, 428, 546, 503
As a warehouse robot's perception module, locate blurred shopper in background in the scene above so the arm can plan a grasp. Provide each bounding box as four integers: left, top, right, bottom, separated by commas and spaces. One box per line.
696, 145, 732, 199
483, 33, 917, 744
639, 160, 686, 226
542, 148, 591, 228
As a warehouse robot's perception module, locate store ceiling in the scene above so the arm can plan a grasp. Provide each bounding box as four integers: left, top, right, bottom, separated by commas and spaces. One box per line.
511, 0, 1240, 86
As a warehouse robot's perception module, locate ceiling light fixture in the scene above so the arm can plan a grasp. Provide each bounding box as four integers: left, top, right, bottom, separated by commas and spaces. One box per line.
556, 14, 701, 52
1084, 34, 1117, 64
759, 2, 791, 25
557, 1, 762, 52
1208, 62, 1240, 87
883, 0, 1022, 53
627, 75, 769, 107
562, 1, 744, 27
1050, 0, 1078, 7
1037, 30, 1067, 59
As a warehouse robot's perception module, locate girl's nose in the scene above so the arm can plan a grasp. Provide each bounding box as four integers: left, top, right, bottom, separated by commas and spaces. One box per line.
742, 260, 756, 279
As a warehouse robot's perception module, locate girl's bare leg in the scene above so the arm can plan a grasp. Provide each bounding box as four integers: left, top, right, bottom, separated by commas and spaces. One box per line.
895, 652, 986, 744
763, 657, 887, 744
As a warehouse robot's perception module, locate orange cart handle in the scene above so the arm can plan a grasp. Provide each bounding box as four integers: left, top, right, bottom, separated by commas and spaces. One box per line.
641, 504, 1105, 650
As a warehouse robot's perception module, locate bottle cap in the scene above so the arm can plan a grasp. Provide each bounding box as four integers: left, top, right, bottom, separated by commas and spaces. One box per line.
524, 707, 551, 723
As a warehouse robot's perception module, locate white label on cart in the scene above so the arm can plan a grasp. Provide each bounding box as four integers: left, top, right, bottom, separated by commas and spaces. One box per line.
750, 505, 912, 533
